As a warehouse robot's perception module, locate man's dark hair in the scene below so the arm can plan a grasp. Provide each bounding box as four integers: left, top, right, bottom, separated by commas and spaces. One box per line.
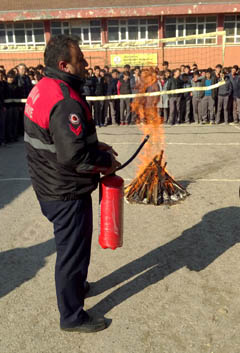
44, 35, 79, 69
233, 64, 239, 71
193, 70, 200, 76
124, 64, 130, 70
94, 65, 100, 71
185, 65, 190, 70
215, 64, 223, 69
162, 61, 169, 66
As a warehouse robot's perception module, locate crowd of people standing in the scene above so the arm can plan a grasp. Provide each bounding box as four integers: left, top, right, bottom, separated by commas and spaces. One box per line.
0, 63, 44, 146
83, 62, 240, 127
0, 60, 240, 147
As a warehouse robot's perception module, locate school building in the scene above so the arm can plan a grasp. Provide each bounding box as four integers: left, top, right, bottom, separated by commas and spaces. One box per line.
0, 0, 240, 70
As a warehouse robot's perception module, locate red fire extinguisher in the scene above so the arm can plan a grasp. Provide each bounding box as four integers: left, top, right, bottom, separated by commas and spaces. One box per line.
99, 135, 150, 250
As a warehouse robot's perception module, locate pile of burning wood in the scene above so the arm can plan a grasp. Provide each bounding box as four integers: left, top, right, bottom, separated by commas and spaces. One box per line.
125, 151, 189, 205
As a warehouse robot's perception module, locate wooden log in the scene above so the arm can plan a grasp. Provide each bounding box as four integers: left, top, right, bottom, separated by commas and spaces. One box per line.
153, 181, 159, 205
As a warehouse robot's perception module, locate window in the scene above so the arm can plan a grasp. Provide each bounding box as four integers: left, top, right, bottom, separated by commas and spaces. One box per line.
164, 16, 217, 45
50, 20, 101, 44
107, 18, 159, 42
224, 15, 240, 43
0, 22, 45, 46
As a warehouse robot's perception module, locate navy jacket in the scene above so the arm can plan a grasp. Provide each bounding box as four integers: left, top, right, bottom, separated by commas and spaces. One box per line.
218, 77, 233, 97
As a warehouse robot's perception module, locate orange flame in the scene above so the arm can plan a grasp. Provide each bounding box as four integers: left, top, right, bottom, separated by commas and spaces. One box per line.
131, 68, 165, 177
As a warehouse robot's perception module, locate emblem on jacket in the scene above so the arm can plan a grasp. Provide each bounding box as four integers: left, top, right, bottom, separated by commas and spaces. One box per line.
69, 113, 82, 136
69, 113, 80, 125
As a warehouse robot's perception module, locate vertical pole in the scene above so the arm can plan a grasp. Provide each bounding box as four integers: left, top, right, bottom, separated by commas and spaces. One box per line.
44, 20, 51, 43
217, 14, 225, 66
159, 15, 164, 68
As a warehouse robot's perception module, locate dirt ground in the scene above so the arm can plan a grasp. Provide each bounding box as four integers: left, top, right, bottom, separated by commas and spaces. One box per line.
0, 123, 240, 353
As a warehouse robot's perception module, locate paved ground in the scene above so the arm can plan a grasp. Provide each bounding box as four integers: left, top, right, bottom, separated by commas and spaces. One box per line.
0, 123, 240, 353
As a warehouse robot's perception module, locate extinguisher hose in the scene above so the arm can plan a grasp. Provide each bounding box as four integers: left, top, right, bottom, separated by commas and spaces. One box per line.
115, 134, 150, 172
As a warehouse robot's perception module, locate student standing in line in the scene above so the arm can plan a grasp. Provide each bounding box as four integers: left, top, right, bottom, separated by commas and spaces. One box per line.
180, 73, 192, 124
191, 71, 203, 124
92, 66, 105, 127
157, 70, 169, 123
229, 65, 240, 124
216, 70, 233, 124
118, 71, 132, 125
200, 69, 217, 124
167, 68, 183, 125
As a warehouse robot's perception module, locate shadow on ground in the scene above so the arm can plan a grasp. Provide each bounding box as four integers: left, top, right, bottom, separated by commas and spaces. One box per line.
89, 206, 240, 316
0, 238, 55, 298
0, 141, 31, 209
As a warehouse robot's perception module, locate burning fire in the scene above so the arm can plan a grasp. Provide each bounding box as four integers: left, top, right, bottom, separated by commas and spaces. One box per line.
125, 68, 189, 205
131, 68, 165, 176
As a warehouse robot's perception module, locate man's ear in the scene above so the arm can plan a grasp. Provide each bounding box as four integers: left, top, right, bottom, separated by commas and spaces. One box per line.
58, 61, 70, 73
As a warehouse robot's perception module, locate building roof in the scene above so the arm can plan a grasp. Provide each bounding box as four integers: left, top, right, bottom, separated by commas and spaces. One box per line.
0, 0, 239, 21
0, 0, 240, 11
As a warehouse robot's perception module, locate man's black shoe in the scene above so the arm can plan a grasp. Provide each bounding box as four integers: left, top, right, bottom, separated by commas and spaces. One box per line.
61, 312, 107, 333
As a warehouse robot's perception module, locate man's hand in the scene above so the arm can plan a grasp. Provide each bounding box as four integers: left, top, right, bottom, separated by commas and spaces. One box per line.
101, 153, 121, 175
98, 141, 118, 156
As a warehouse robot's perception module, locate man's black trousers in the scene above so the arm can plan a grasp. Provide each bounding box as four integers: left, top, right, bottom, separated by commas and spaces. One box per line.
39, 195, 93, 328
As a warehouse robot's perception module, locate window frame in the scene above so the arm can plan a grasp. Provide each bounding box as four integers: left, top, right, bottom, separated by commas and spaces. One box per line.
164, 16, 217, 46
107, 18, 159, 42
224, 15, 240, 44
0, 22, 45, 47
50, 20, 101, 45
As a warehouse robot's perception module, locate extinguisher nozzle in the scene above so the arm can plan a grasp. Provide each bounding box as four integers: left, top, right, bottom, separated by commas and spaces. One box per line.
116, 134, 150, 172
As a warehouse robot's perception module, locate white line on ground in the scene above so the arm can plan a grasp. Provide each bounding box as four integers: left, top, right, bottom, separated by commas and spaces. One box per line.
0, 178, 31, 181
123, 178, 240, 182
109, 142, 240, 146
196, 178, 240, 182
1, 177, 239, 183
233, 125, 240, 131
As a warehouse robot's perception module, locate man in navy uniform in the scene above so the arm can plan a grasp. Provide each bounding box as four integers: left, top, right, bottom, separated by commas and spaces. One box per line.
24, 35, 121, 333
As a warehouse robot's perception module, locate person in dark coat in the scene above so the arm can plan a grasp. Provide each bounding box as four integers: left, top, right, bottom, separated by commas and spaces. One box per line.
24, 35, 121, 333
0, 70, 7, 146
92, 66, 105, 127
216, 71, 233, 124
5, 70, 22, 142
167, 69, 183, 125
180, 73, 192, 124
104, 70, 119, 125
118, 71, 132, 125
229, 65, 240, 124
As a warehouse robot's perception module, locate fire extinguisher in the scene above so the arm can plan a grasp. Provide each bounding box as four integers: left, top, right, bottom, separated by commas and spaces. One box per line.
99, 135, 150, 250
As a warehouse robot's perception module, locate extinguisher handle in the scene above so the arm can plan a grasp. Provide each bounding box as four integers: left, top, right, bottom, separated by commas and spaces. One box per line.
115, 134, 150, 172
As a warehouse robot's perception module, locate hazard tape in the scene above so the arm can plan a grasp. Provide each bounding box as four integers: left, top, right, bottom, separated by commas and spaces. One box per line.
101, 31, 226, 48
4, 79, 225, 103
